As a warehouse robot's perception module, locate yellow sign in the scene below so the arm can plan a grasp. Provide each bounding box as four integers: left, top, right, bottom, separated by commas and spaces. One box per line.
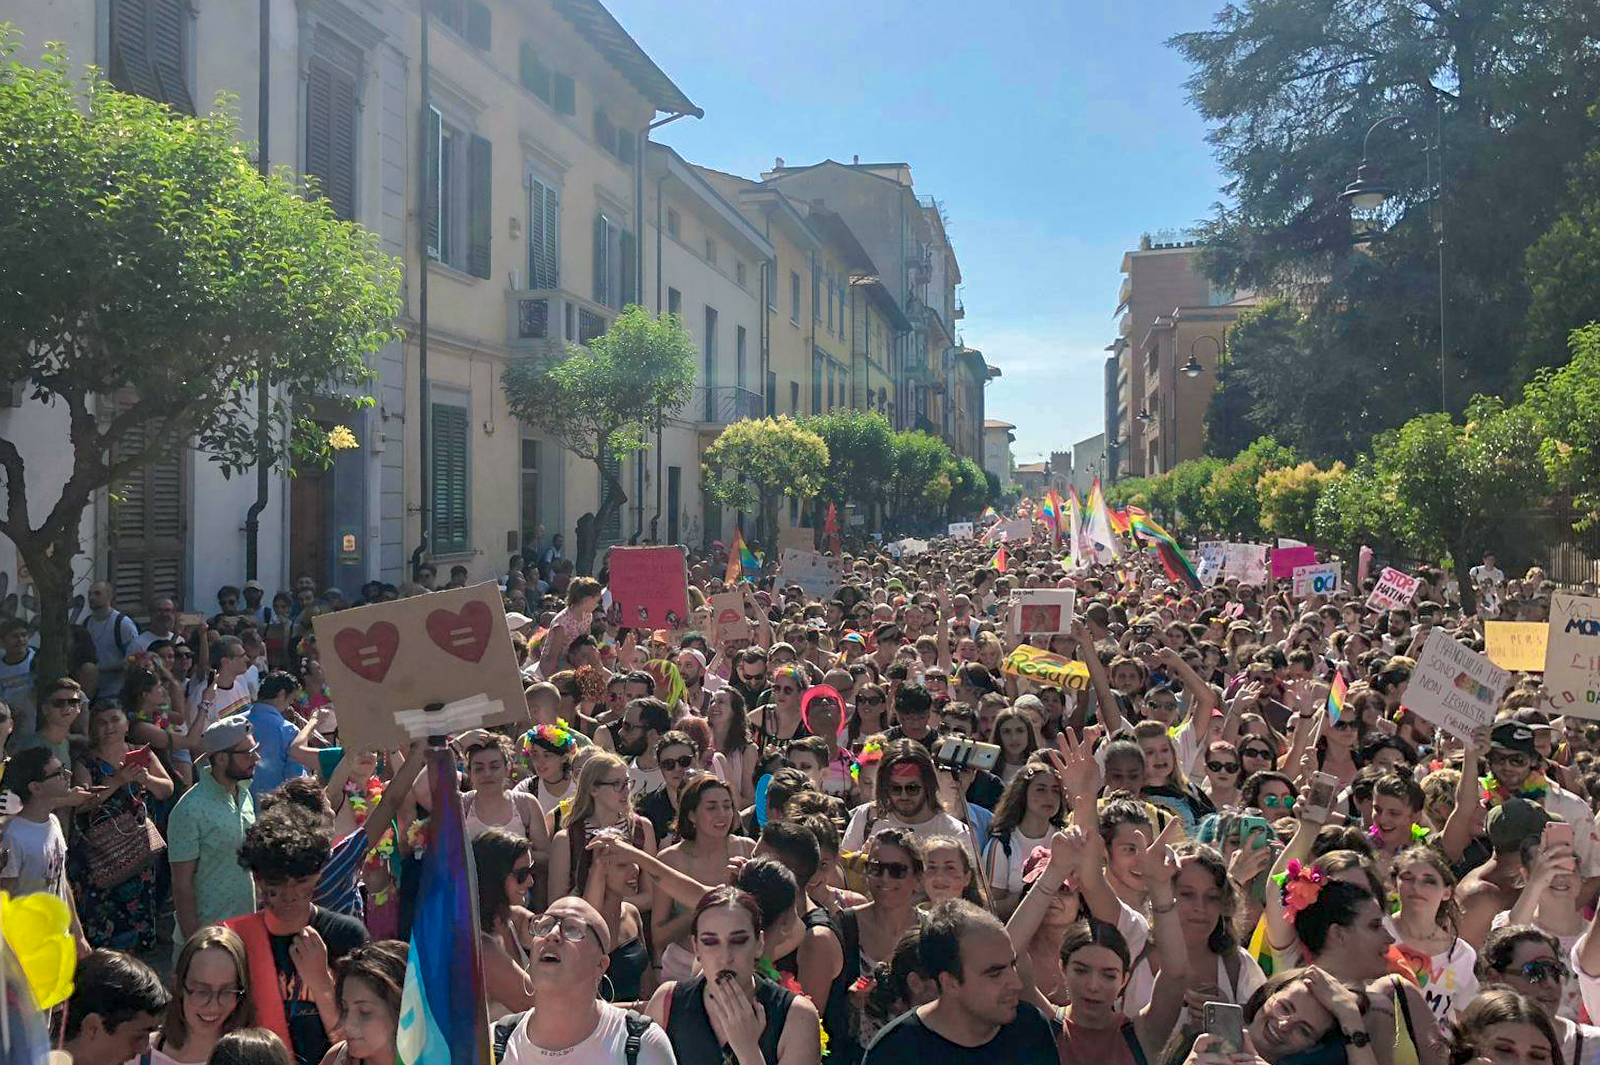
1484, 621, 1549, 672
1001, 644, 1091, 691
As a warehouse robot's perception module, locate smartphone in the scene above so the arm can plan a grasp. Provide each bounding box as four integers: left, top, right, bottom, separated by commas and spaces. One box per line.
124, 745, 152, 769
1544, 821, 1574, 849
932, 737, 1001, 774
1307, 771, 1339, 815
1205, 1002, 1245, 1055
1237, 815, 1272, 849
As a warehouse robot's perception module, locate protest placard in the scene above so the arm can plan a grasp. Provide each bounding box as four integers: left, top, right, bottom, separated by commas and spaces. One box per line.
1483, 621, 1549, 673
1406, 627, 1510, 740
1366, 567, 1421, 613
982, 518, 1033, 544
707, 591, 752, 646
1000, 645, 1091, 691
1233, 543, 1271, 584
1007, 589, 1077, 636
1544, 593, 1600, 719
320, 583, 527, 750
947, 522, 975, 541
778, 549, 845, 599
778, 526, 815, 554
607, 546, 690, 630
1291, 563, 1342, 598
888, 538, 930, 558
1271, 545, 1317, 579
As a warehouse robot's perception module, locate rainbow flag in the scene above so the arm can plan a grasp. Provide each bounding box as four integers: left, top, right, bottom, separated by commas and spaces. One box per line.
1247, 914, 1275, 977
1042, 490, 1064, 544
980, 506, 999, 523
726, 527, 759, 584
1085, 478, 1122, 564
1328, 671, 1349, 724
397, 748, 490, 1065
1127, 510, 1202, 590
989, 544, 1008, 573
1108, 506, 1132, 536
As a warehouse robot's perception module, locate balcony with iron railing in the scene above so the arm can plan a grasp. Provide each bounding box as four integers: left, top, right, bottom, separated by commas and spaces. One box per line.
506, 289, 614, 351
692, 386, 763, 426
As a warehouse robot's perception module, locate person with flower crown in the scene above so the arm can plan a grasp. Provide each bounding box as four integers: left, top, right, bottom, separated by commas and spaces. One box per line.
512, 718, 581, 822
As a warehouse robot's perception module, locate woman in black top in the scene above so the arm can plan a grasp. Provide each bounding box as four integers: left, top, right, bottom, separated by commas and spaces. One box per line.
647, 886, 822, 1065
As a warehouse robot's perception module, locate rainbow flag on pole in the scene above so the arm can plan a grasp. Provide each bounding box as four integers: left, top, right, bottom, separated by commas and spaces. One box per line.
1328, 671, 1349, 724
1126, 509, 1202, 590
397, 748, 490, 1065
726, 527, 759, 584
1085, 478, 1122, 564
989, 544, 1008, 573
979, 506, 999, 523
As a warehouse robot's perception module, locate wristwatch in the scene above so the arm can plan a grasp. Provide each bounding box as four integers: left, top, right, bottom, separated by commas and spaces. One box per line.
1341, 1026, 1371, 1049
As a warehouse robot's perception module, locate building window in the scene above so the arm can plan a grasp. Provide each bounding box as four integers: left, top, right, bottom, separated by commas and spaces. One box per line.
736, 325, 747, 390
431, 401, 471, 555
519, 438, 540, 553
667, 287, 681, 316
790, 271, 801, 323
790, 380, 800, 414
304, 58, 358, 222
765, 263, 776, 312
666, 208, 680, 240
593, 110, 616, 156
426, 108, 492, 278
593, 212, 635, 308
703, 307, 718, 421
527, 173, 560, 289
812, 262, 820, 322
825, 267, 834, 331
767, 370, 777, 415
433, 0, 490, 48
599, 446, 622, 541
108, 0, 196, 114
827, 362, 836, 409
812, 352, 823, 413
704, 236, 717, 265
431, 0, 463, 34
518, 42, 551, 104
735, 260, 747, 288
667, 466, 681, 545
552, 73, 576, 115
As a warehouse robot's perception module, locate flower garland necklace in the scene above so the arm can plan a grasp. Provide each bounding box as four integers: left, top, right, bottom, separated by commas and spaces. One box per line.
1481, 770, 1549, 804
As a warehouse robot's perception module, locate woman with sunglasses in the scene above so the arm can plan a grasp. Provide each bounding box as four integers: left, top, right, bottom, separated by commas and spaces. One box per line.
25, 676, 86, 770
548, 752, 656, 901
1202, 740, 1246, 810
654, 774, 754, 982
1243, 771, 1300, 820
1482, 925, 1598, 1065
1313, 695, 1367, 792
848, 685, 889, 747
842, 829, 925, 1049
144, 926, 254, 1064
473, 827, 540, 1017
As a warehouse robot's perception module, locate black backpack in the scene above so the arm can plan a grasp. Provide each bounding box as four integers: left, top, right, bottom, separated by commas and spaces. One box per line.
491, 1008, 653, 1064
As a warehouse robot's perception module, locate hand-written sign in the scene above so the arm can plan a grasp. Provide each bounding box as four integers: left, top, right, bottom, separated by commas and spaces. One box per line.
1000, 645, 1091, 691
1007, 589, 1077, 636
778, 526, 815, 555
708, 591, 752, 646
1366, 567, 1421, 613
948, 522, 974, 541
1292, 563, 1342, 598
1407, 627, 1510, 740
1197, 542, 1269, 585
1483, 621, 1549, 673
982, 518, 1033, 544
778, 549, 845, 599
608, 546, 690, 630
319, 582, 526, 750
1543, 593, 1600, 719
1271, 545, 1318, 579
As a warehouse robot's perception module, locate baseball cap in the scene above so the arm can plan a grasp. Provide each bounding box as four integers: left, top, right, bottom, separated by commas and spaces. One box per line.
201, 714, 252, 757
1486, 798, 1554, 852
1490, 721, 1540, 758
243, 579, 265, 592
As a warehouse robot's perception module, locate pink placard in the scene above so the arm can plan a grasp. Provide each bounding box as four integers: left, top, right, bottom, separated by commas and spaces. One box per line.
1270, 545, 1317, 579
607, 546, 690, 630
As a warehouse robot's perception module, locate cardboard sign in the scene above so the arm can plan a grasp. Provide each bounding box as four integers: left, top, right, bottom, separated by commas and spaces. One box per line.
1484, 622, 1549, 672
1000, 645, 1091, 691
1277, 538, 1308, 549
1366, 567, 1421, 613
1198, 542, 1269, 585
319, 583, 527, 750
608, 546, 690, 630
1406, 627, 1510, 740
947, 522, 974, 541
708, 591, 752, 646
1270, 545, 1317, 579
778, 549, 845, 599
778, 526, 815, 554
1007, 589, 1077, 636
1292, 563, 1342, 598
888, 538, 929, 558
1543, 594, 1600, 719
982, 518, 1033, 544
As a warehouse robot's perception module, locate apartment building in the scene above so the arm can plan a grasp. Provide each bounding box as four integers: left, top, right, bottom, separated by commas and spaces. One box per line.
983, 420, 1016, 491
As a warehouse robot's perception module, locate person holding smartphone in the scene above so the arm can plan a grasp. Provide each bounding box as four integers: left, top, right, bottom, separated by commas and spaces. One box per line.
1494, 821, 1586, 1020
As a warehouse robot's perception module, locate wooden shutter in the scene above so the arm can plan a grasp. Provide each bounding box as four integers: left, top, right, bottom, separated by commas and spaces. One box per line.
593, 213, 611, 305
465, 1, 492, 49
305, 61, 357, 221
519, 42, 551, 103
150, 0, 194, 114
593, 111, 615, 156
467, 134, 492, 279
528, 176, 559, 290
600, 446, 622, 541
617, 129, 636, 165
108, 393, 187, 619
426, 107, 442, 259
553, 73, 576, 115
430, 403, 470, 554
619, 229, 636, 307
109, 0, 159, 100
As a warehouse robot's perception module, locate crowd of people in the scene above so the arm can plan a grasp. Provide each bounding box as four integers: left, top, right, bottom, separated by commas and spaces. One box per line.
5, 529, 1599, 1065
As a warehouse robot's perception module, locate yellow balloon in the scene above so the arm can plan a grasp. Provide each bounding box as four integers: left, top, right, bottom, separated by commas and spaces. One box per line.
1, 891, 76, 1009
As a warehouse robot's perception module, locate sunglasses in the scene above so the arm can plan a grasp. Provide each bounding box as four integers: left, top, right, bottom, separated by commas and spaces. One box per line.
888, 782, 924, 796
1207, 761, 1241, 774
1331, 719, 1358, 730
859, 695, 886, 706
512, 865, 535, 883
659, 755, 695, 772
49, 696, 84, 708
866, 860, 911, 880
1261, 793, 1296, 809
1241, 748, 1273, 760
1492, 751, 1533, 768
1512, 960, 1569, 985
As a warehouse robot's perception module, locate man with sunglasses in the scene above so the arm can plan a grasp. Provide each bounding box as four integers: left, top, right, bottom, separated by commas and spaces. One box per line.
169, 715, 259, 952
1482, 925, 1600, 1065
618, 698, 673, 797
0, 745, 93, 955
1484, 721, 1600, 886
841, 740, 971, 854
498, 895, 672, 1064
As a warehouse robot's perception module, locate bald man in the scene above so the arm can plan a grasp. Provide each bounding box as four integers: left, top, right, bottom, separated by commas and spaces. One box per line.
85, 581, 139, 699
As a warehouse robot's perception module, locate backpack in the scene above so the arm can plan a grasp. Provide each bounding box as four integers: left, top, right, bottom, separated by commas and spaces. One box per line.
110, 610, 138, 656
491, 1008, 653, 1064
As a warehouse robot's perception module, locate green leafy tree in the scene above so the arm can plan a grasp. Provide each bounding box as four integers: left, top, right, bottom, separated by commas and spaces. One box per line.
946, 458, 990, 524
1167, 457, 1223, 537
1523, 322, 1600, 525
1258, 461, 1345, 545
1201, 436, 1297, 539
701, 417, 828, 556
1523, 156, 1600, 377
0, 43, 402, 681
887, 431, 955, 531
1313, 458, 1406, 570
803, 409, 895, 528
503, 307, 697, 575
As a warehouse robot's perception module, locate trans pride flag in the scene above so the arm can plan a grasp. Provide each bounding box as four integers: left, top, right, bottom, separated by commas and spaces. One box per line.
397, 747, 489, 1065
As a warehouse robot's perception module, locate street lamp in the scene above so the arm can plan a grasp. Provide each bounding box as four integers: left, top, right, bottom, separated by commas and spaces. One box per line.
1340, 103, 1447, 412
1136, 406, 1153, 424
1182, 334, 1221, 380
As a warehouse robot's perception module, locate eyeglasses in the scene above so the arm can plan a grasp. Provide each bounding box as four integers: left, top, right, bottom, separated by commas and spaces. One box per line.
1512, 960, 1569, 985
1492, 751, 1533, 768
511, 865, 535, 884
49, 696, 83, 708
228, 745, 261, 760
184, 984, 244, 1009
859, 695, 885, 706
596, 777, 632, 792
866, 860, 911, 880
659, 755, 695, 772
1207, 761, 1241, 774
1261, 793, 1296, 809
887, 782, 924, 797
39, 767, 66, 782
531, 913, 597, 945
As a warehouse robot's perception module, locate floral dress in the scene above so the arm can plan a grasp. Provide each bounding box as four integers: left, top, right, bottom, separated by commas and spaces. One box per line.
69, 757, 159, 953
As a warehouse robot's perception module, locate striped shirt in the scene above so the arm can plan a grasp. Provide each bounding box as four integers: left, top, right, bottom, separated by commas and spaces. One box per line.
314, 830, 371, 920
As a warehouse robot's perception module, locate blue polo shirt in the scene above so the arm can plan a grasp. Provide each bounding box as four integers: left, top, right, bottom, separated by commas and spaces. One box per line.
245, 701, 305, 801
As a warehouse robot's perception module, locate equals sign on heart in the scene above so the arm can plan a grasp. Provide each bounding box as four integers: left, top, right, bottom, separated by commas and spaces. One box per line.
445, 625, 477, 652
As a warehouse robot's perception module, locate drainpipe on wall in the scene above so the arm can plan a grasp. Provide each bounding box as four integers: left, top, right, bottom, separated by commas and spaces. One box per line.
244, 0, 272, 583
644, 112, 690, 544
410, 1, 432, 579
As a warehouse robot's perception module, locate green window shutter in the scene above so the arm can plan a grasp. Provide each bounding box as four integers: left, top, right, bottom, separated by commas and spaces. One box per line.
465, 0, 492, 48
150, 0, 195, 114
519, 42, 551, 103
467, 134, 492, 278
617, 128, 636, 165
528, 177, 560, 290
553, 73, 576, 115
619, 229, 636, 307
305, 61, 358, 221
426, 107, 442, 259
600, 446, 622, 541
593, 213, 611, 305
431, 403, 470, 554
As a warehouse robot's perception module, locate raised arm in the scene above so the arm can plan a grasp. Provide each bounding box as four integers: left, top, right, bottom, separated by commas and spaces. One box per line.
588, 834, 711, 911
1073, 620, 1123, 735
1134, 836, 1188, 1060
1439, 727, 1487, 864
360, 742, 429, 848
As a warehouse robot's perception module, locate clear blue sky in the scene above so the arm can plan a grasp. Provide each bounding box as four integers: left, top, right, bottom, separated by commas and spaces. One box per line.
607, 0, 1230, 466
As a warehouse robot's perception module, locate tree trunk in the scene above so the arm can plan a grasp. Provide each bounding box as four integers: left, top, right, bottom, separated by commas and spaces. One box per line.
576, 463, 629, 577
758, 491, 780, 571
1452, 539, 1478, 616
20, 533, 76, 691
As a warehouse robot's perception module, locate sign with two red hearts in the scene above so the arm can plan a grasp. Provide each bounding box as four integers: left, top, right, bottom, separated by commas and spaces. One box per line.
319, 582, 527, 750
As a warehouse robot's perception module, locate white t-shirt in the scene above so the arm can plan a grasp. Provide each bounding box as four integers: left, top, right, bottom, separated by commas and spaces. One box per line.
983, 826, 1053, 897
628, 762, 665, 797
1383, 919, 1478, 1026
129, 629, 175, 655
1470, 565, 1506, 588
1124, 948, 1266, 1018
197, 675, 254, 730
841, 804, 974, 856
1556, 1016, 1600, 1065
0, 815, 69, 900
500, 1002, 675, 1065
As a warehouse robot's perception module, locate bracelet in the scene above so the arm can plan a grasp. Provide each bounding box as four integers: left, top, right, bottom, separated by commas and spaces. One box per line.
1150, 899, 1177, 914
